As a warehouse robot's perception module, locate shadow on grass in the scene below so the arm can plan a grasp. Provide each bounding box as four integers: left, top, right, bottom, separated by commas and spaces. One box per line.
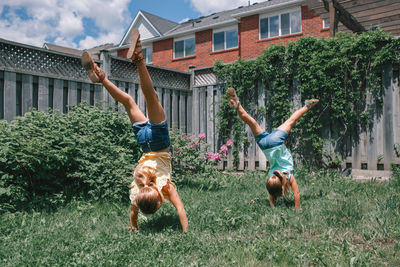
140, 213, 181, 233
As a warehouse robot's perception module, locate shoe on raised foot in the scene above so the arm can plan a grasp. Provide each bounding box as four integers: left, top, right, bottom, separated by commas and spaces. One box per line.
81, 51, 104, 83
227, 87, 240, 109
127, 28, 145, 63
305, 99, 319, 108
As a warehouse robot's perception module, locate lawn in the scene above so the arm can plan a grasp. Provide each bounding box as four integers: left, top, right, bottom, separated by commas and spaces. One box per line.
1, 169, 400, 266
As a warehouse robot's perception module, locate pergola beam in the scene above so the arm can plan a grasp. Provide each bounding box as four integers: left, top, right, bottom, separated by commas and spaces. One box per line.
323, 0, 366, 36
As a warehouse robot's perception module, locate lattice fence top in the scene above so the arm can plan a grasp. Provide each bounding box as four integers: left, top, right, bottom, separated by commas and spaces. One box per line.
194, 67, 217, 87
110, 57, 190, 90
0, 39, 93, 82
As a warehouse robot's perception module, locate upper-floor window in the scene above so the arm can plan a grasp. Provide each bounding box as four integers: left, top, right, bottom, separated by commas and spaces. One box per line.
142, 46, 152, 63
174, 36, 195, 59
260, 7, 301, 39
322, 18, 330, 29
213, 26, 238, 52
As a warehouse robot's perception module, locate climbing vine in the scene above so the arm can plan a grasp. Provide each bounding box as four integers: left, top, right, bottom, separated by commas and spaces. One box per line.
214, 30, 400, 168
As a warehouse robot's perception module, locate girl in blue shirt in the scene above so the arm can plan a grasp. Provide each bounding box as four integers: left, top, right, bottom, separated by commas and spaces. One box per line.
227, 87, 318, 210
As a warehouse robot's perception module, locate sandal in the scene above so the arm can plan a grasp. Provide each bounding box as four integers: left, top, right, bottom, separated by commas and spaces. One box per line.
305, 99, 319, 108
81, 51, 105, 83
127, 28, 145, 63
227, 87, 240, 109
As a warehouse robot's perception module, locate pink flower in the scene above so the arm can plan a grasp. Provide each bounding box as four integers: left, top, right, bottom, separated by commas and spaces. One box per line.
182, 135, 188, 139
226, 139, 233, 147
214, 153, 221, 160
220, 145, 228, 153
200, 154, 207, 161
198, 133, 206, 139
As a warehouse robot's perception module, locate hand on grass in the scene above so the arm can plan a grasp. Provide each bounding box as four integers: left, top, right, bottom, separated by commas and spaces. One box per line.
127, 226, 137, 232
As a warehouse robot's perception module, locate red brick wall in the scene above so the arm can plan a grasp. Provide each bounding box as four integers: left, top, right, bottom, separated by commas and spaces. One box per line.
117, 5, 329, 71
240, 6, 330, 59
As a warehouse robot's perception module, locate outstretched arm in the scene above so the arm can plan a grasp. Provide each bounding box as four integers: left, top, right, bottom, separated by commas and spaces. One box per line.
128, 204, 139, 231
164, 183, 188, 232
269, 195, 276, 208
288, 176, 300, 210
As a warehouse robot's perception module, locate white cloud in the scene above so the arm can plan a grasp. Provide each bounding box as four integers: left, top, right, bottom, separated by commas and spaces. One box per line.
0, 0, 131, 49
188, 0, 251, 15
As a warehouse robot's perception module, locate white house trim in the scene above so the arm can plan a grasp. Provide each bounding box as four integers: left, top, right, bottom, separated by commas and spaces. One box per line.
119, 10, 162, 47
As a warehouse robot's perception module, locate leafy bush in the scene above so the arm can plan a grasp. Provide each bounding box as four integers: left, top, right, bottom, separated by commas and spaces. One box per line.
0, 103, 140, 212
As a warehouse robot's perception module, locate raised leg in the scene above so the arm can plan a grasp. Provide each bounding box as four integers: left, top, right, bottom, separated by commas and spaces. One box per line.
227, 88, 263, 135
277, 99, 319, 133
129, 29, 165, 124
81, 51, 146, 124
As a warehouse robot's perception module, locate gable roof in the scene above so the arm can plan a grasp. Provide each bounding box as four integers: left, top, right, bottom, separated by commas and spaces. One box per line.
119, 10, 178, 46
140, 10, 179, 35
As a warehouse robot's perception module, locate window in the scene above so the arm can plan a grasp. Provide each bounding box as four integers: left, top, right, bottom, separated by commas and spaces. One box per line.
142, 46, 152, 63
213, 26, 238, 52
174, 37, 195, 59
322, 18, 330, 29
260, 8, 301, 39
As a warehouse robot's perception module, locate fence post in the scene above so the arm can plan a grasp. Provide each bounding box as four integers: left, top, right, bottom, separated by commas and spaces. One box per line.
100, 51, 112, 104
257, 80, 267, 170
4, 71, 16, 122
383, 64, 394, 170
21, 74, 33, 115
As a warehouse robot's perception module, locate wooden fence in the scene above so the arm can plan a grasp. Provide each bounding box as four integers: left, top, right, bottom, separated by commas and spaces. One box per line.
191, 66, 400, 171
1, 38, 399, 171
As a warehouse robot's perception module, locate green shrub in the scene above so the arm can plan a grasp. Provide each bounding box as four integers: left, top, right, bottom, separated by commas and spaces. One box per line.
0, 103, 141, 212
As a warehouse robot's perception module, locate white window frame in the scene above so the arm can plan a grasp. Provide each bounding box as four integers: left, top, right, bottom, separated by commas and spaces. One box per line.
142, 45, 152, 64
322, 18, 330, 29
259, 7, 302, 40
173, 35, 195, 59
212, 25, 239, 52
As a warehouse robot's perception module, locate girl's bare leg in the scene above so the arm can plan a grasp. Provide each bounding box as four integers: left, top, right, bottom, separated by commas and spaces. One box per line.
277, 100, 319, 133
227, 88, 263, 135
82, 51, 147, 124
236, 103, 263, 135
101, 77, 147, 123
129, 30, 165, 124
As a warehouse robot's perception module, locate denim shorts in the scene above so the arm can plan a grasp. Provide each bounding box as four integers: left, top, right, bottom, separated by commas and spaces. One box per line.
255, 129, 288, 150
132, 120, 170, 153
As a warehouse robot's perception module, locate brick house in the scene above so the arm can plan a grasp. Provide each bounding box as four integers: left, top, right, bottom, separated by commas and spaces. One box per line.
109, 0, 330, 71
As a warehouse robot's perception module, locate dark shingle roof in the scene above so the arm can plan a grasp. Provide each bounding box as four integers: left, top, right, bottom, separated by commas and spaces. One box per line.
43, 43, 114, 58
164, 0, 298, 36
140, 10, 179, 35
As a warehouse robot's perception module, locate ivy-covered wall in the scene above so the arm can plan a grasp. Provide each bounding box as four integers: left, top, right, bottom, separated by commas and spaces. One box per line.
214, 30, 400, 169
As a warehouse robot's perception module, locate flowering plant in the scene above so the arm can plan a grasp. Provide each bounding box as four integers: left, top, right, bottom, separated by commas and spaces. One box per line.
169, 129, 232, 176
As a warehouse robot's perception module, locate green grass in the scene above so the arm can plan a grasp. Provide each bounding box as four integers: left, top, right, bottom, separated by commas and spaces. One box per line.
1, 170, 400, 266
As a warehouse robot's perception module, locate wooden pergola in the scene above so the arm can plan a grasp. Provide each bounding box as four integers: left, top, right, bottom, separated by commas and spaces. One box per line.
305, 0, 400, 36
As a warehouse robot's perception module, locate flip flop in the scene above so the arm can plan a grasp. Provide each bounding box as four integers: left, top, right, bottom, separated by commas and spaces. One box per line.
305, 99, 319, 108
127, 28, 143, 62
81, 51, 100, 83
227, 87, 239, 109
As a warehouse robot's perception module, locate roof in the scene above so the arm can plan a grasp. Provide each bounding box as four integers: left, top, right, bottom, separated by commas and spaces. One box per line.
164, 0, 303, 36
117, 0, 303, 47
140, 10, 179, 35
43, 43, 82, 56
43, 43, 114, 57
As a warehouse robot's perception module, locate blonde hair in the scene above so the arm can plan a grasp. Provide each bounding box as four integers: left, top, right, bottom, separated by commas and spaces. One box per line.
132, 165, 162, 214
266, 171, 288, 198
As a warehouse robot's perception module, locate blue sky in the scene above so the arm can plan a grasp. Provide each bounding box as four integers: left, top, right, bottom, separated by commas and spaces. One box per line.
0, 0, 252, 49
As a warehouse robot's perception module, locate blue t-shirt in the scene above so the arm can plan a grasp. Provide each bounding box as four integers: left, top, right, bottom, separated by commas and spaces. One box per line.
262, 144, 294, 179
